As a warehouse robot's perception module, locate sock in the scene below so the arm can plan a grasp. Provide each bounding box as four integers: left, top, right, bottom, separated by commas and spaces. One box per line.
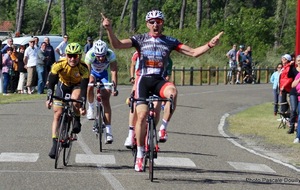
128, 126, 134, 138
137, 146, 145, 158
88, 102, 95, 109
106, 125, 112, 134
160, 119, 168, 131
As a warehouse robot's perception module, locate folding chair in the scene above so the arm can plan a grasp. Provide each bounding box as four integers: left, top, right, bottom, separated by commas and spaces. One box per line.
277, 102, 290, 129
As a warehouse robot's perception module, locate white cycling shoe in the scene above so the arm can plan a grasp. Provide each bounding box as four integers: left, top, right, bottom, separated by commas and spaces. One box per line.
106, 133, 113, 144
87, 108, 95, 120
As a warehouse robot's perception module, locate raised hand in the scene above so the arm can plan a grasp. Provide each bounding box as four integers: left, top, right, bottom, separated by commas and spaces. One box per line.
208, 31, 224, 48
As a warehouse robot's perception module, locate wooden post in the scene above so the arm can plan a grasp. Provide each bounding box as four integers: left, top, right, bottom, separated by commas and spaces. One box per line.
208, 66, 211, 85
257, 66, 261, 84
190, 67, 193, 86
199, 66, 203, 86
216, 66, 219, 85
171, 66, 175, 84
181, 66, 185, 86
224, 66, 227, 85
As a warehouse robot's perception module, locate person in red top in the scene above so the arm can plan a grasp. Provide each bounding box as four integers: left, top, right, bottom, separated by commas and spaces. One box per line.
279, 54, 292, 113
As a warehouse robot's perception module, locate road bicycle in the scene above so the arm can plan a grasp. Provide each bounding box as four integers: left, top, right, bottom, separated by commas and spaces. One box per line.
129, 91, 174, 182
88, 82, 115, 152
48, 90, 85, 169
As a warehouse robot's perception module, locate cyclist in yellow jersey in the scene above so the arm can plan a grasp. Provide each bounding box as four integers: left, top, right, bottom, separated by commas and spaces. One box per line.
46, 43, 89, 159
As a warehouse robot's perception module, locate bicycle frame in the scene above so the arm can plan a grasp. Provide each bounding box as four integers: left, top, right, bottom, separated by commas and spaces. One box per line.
88, 82, 114, 152
129, 91, 174, 181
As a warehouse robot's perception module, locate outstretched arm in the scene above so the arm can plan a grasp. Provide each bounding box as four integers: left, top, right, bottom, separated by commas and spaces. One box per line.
178, 31, 224, 57
101, 13, 132, 49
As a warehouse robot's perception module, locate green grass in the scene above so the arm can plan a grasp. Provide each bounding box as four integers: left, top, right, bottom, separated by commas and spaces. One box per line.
0, 93, 45, 104
228, 103, 300, 166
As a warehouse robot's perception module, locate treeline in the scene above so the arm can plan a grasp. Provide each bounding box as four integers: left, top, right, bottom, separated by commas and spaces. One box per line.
0, 0, 297, 67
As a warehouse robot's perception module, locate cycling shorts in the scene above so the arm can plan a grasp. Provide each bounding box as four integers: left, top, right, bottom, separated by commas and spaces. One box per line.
90, 70, 111, 90
135, 75, 173, 104
53, 81, 80, 107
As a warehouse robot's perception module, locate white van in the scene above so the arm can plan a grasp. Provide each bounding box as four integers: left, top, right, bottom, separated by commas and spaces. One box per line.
2, 35, 63, 61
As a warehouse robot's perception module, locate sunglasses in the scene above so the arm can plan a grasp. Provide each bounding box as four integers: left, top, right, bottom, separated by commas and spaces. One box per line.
67, 54, 79, 59
96, 55, 106, 58
148, 19, 164, 25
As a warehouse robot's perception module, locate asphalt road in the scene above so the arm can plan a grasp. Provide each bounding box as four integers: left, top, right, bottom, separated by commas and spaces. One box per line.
1, 84, 300, 190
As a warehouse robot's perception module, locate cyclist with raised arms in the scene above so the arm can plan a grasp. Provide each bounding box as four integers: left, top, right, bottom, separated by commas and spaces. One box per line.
85, 39, 118, 144
46, 43, 89, 159
102, 10, 223, 172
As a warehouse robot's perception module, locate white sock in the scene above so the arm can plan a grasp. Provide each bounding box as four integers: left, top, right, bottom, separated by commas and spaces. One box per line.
106, 125, 112, 134
137, 146, 144, 158
88, 102, 94, 109
160, 119, 168, 131
128, 126, 134, 138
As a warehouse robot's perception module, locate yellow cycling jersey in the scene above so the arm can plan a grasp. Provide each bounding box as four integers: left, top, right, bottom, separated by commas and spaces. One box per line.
51, 58, 89, 86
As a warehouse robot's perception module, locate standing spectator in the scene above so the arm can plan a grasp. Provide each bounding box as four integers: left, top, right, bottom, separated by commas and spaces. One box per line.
226, 44, 237, 84
24, 38, 38, 94
84, 37, 93, 53
235, 45, 245, 84
270, 63, 283, 116
287, 53, 298, 134
0, 40, 3, 93
34, 36, 40, 48
279, 54, 293, 114
10, 45, 20, 93
43, 37, 56, 84
55, 34, 68, 59
291, 55, 300, 143
17, 46, 26, 94
36, 42, 46, 94
2, 47, 13, 95
1, 38, 13, 54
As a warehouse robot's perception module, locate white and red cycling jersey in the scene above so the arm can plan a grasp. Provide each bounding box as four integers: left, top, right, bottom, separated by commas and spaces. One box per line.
131, 33, 182, 77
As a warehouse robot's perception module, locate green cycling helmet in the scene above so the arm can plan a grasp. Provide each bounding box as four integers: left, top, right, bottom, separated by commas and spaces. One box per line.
65, 43, 83, 54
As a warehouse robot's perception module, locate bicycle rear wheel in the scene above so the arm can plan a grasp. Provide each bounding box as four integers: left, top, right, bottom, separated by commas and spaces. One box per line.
148, 119, 155, 181
55, 113, 67, 169
63, 117, 74, 166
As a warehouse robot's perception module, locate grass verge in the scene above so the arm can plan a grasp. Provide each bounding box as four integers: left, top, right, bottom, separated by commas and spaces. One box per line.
228, 102, 300, 167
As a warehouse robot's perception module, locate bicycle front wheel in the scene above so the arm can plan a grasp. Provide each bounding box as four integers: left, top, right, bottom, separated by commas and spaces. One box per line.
55, 113, 68, 169
148, 119, 155, 181
97, 104, 104, 152
63, 116, 74, 166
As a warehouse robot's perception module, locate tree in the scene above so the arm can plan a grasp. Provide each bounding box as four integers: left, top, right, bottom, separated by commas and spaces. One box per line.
61, 0, 66, 35
41, 0, 53, 34
179, 0, 186, 29
130, 0, 139, 32
196, 0, 202, 30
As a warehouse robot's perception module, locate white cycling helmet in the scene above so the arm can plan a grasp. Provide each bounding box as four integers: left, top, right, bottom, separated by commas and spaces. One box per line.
94, 40, 108, 56
145, 10, 164, 21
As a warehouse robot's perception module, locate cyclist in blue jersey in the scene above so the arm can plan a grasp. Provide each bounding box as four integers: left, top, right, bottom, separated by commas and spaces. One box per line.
102, 10, 223, 172
85, 40, 118, 144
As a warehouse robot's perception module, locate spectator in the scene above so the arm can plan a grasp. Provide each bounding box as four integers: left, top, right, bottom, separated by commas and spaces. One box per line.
226, 44, 237, 84
0, 40, 2, 93
84, 37, 93, 53
55, 34, 68, 59
291, 54, 300, 143
1, 38, 13, 54
235, 45, 245, 84
43, 37, 56, 84
2, 47, 13, 95
279, 54, 293, 114
34, 36, 39, 48
10, 45, 20, 93
36, 42, 46, 94
24, 38, 38, 94
270, 63, 283, 116
16, 46, 26, 94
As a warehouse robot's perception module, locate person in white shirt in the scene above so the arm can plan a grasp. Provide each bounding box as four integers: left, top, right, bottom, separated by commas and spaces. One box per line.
24, 38, 38, 94
55, 34, 68, 59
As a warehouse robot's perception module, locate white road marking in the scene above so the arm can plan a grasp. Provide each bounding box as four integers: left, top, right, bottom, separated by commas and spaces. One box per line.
228, 161, 276, 173
155, 157, 196, 167
75, 154, 115, 165
0, 152, 39, 162
218, 113, 300, 172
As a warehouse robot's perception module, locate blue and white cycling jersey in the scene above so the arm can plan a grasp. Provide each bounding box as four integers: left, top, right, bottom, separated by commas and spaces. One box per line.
85, 48, 116, 74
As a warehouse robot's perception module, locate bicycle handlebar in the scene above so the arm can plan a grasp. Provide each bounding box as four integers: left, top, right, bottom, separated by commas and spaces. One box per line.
47, 89, 85, 109
88, 81, 118, 96
129, 91, 174, 114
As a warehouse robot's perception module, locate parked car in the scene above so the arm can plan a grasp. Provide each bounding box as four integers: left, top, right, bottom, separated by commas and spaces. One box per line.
1, 35, 63, 62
